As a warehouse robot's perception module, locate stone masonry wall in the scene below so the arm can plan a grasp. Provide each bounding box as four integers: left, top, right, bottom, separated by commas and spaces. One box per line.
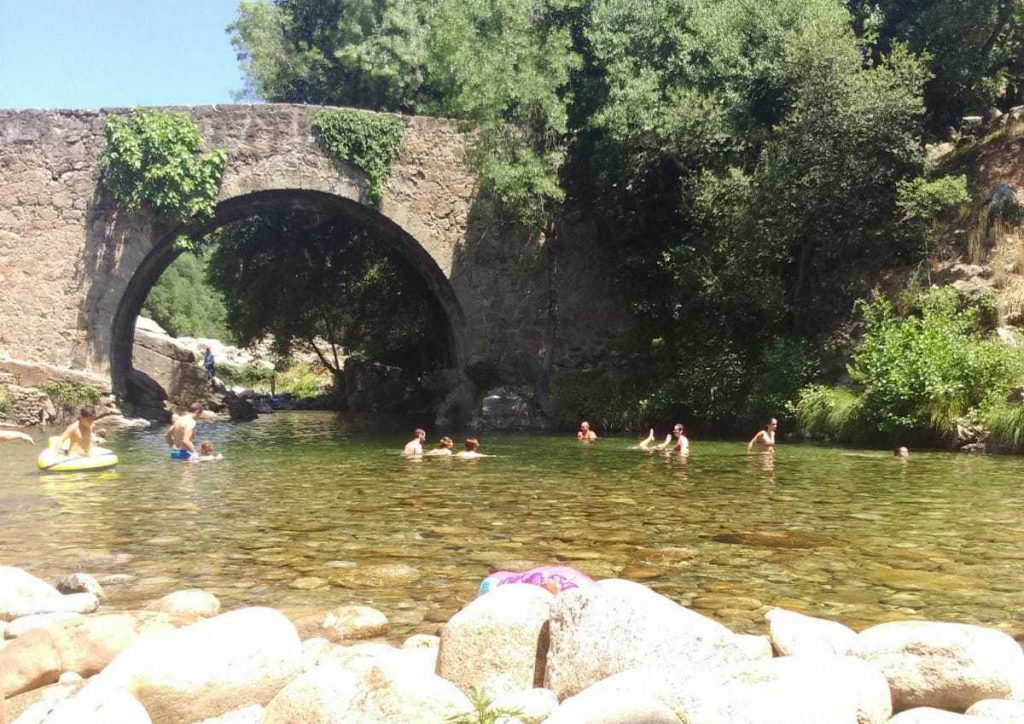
0, 104, 631, 397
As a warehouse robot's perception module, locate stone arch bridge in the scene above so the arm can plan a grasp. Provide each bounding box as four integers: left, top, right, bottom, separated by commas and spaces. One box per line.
0, 104, 625, 410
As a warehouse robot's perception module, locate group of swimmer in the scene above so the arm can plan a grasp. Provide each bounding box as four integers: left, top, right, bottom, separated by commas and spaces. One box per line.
573, 417, 777, 454
165, 403, 222, 462
1, 403, 223, 464
4, 407, 914, 463
402, 428, 488, 459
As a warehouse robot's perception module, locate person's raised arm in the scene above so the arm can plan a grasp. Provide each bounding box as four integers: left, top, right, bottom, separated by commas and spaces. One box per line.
747, 431, 764, 452
656, 434, 673, 451
0, 430, 34, 444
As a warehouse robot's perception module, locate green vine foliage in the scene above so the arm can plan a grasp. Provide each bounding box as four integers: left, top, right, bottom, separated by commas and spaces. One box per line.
311, 109, 404, 204
98, 109, 227, 239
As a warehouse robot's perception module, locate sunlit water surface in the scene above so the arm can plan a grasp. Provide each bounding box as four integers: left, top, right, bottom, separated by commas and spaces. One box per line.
2, 411, 1024, 639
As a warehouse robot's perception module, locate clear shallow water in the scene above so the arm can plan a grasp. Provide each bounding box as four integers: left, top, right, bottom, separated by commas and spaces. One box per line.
2, 411, 1024, 640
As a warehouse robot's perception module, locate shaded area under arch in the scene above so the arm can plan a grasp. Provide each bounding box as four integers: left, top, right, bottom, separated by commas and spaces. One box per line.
110, 189, 469, 405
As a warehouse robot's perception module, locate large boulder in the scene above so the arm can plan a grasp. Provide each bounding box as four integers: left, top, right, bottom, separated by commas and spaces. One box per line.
5, 614, 81, 639
0, 629, 61, 698
490, 688, 558, 724
0, 611, 184, 698
294, 605, 389, 642
34, 685, 151, 724
264, 657, 472, 723
764, 608, 857, 657
847, 621, 1024, 712
964, 698, 1024, 720
0, 567, 98, 622
145, 589, 221, 618
438, 584, 552, 697
54, 573, 103, 600
68, 607, 301, 724
133, 317, 210, 406
669, 655, 891, 724
196, 704, 266, 723
887, 708, 975, 723
544, 674, 679, 724
544, 579, 748, 700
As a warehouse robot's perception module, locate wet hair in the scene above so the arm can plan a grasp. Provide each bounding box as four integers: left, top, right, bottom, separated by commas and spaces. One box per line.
465, 438, 479, 451
79, 406, 96, 420
673, 423, 686, 434
414, 428, 426, 437
580, 421, 590, 428
188, 402, 203, 414
439, 436, 453, 447
200, 442, 215, 455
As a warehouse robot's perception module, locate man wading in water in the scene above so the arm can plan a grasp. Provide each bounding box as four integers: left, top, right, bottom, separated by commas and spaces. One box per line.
166, 403, 203, 460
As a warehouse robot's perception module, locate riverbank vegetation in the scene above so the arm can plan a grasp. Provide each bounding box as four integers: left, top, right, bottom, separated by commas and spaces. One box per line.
221, 0, 1024, 442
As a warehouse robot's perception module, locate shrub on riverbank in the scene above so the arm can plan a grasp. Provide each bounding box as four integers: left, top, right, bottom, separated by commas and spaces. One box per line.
796, 288, 1023, 445
984, 400, 1024, 453
39, 381, 103, 420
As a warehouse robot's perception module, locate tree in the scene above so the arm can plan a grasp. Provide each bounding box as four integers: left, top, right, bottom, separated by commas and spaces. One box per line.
204, 211, 444, 381
849, 0, 1024, 129
142, 252, 232, 340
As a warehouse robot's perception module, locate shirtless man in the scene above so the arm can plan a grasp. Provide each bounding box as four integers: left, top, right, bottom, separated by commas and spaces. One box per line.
402, 428, 427, 457
58, 407, 98, 455
747, 418, 778, 452
577, 421, 598, 441
166, 402, 203, 460
0, 430, 34, 444
639, 423, 689, 453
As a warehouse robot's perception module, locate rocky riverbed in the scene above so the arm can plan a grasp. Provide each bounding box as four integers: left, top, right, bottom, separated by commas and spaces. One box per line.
2, 565, 1024, 723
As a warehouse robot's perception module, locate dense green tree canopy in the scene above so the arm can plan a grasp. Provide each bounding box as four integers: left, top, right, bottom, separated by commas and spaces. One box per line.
229, 0, 1013, 431
142, 252, 231, 340
849, 0, 1024, 129
204, 211, 445, 378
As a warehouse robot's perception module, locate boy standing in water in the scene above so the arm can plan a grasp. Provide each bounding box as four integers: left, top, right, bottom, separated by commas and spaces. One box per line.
58, 407, 98, 455
166, 403, 203, 460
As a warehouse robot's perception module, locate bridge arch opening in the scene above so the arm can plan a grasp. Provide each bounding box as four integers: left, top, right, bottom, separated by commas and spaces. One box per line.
110, 189, 468, 418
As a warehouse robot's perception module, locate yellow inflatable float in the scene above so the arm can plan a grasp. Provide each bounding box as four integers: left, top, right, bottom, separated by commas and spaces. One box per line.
37, 436, 118, 473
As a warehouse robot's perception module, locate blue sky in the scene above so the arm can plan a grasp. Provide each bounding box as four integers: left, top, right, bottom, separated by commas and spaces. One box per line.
0, 0, 245, 108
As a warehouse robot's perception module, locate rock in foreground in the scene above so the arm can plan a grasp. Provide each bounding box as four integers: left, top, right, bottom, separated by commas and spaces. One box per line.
544, 578, 748, 700
438, 583, 552, 697
55, 607, 301, 723
848, 620, 1024, 712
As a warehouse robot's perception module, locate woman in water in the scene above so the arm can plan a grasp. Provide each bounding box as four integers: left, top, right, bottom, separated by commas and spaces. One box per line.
455, 438, 489, 459
747, 418, 777, 452
425, 436, 454, 457
639, 423, 689, 453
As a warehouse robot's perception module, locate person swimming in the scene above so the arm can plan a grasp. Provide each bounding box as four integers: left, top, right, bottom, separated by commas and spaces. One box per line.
577, 421, 598, 441
639, 424, 689, 453
0, 430, 34, 445
166, 403, 203, 460
747, 418, 777, 452
189, 441, 224, 462
455, 438, 489, 459
425, 436, 454, 457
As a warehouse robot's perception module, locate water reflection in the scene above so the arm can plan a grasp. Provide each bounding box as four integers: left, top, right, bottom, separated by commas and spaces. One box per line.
2, 411, 1024, 638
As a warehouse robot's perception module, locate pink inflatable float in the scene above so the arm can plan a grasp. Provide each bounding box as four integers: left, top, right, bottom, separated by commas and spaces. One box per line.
479, 565, 595, 595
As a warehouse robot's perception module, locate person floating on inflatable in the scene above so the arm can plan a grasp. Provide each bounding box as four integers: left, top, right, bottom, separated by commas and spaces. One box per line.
479, 565, 596, 596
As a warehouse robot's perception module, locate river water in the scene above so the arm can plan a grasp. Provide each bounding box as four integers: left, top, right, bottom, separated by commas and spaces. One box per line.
2, 411, 1023, 639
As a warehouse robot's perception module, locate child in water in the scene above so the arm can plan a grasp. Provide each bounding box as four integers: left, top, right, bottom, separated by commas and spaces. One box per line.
190, 442, 224, 462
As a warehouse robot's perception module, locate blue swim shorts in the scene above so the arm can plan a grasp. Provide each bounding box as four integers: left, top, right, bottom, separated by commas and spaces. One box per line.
170, 449, 192, 461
